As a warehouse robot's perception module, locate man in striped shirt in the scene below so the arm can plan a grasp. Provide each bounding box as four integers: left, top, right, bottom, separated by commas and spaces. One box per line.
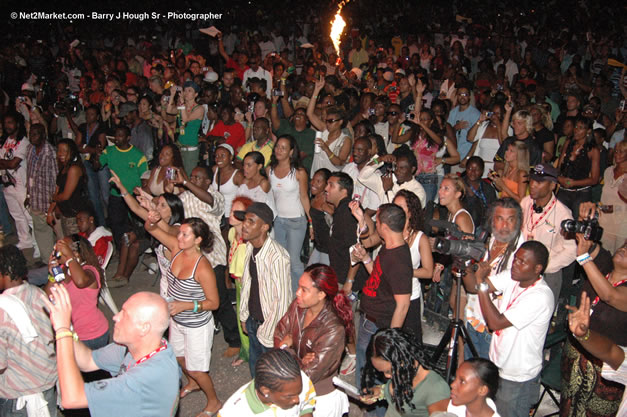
0, 245, 57, 416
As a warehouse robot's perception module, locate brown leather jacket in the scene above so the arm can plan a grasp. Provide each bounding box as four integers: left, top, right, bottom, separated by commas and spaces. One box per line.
273, 298, 346, 395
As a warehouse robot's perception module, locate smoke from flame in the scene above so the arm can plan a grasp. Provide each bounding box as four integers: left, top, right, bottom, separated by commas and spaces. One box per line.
330, 0, 350, 55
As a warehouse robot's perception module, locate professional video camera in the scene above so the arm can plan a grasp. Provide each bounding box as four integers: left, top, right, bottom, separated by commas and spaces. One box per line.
428, 219, 488, 262
54, 93, 81, 114
561, 215, 603, 242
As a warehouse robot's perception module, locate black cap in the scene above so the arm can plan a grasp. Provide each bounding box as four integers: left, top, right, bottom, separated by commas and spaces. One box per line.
245, 202, 274, 226
529, 164, 558, 183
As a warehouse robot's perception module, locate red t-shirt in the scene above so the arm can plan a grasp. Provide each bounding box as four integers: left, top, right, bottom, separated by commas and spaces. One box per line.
226, 58, 248, 81
208, 121, 246, 152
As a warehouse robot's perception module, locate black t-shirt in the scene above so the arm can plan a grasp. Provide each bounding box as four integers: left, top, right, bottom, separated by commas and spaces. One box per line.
495, 135, 542, 167
248, 247, 264, 322
78, 122, 107, 148
533, 127, 554, 152
360, 244, 413, 328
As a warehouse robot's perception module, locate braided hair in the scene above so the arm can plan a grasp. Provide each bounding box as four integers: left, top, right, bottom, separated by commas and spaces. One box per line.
361, 328, 429, 412
255, 349, 301, 391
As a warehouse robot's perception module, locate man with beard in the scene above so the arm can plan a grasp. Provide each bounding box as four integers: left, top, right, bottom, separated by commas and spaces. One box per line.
461, 198, 525, 359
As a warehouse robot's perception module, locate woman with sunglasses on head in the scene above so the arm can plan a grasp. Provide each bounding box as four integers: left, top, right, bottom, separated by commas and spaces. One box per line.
307, 77, 352, 176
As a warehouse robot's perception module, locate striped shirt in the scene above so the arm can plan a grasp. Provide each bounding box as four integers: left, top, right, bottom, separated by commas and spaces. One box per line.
239, 237, 292, 348
0, 283, 57, 398
26, 143, 58, 213
179, 188, 227, 267
166, 251, 211, 328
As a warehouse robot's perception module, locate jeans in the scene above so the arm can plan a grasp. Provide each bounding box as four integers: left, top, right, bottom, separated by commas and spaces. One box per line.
464, 322, 492, 359
84, 162, 110, 227
416, 172, 441, 203
0, 386, 56, 417
274, 216, 307, 294
82, 330, 110, 350
246, 317, 269, 378
355, 314, 378, 389
495, 374, 541, 417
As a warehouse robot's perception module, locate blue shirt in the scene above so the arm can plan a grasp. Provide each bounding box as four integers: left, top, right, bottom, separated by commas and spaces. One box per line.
447, 105, 481, 159
85, 342, 180, 417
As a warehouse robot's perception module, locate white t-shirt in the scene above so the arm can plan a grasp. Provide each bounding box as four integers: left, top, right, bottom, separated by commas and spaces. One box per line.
0, 136, 30, 188
447, 397, 501, 416
409, 231, 424, 301
341, 162, 381, 212
488, 270, 554, 382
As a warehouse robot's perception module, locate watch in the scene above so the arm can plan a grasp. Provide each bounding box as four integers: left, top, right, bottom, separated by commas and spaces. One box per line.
475, 282, 489, 292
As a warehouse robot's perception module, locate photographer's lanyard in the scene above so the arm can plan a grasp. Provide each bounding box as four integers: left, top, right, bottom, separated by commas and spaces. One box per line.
494, 278, 540, 336
526, 197, 557, 240
127, 339, 168, 371
590, 273, 627, 314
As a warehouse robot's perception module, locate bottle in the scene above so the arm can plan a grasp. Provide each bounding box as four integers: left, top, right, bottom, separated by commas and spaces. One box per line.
50, 259, 65, 283
314, 131, 322, 153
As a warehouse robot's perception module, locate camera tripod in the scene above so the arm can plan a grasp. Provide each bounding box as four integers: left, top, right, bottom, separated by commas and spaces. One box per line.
429, 262, 478, 383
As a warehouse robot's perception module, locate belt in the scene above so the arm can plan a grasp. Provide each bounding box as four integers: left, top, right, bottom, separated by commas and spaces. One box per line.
361, 311, 378, 324
560, 186, 591, 192
179, 145, 199, 151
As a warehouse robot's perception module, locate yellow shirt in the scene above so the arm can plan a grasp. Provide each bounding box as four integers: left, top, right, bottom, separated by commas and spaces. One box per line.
228, 227, 248, 279
236, 140, 274, 166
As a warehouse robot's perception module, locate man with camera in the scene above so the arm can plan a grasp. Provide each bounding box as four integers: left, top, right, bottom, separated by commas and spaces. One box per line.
462, 198, 526, 360
520, 164, 577, 305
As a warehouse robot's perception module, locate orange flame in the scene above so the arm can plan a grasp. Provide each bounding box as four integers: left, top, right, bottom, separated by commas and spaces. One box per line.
330, 0, 350, 55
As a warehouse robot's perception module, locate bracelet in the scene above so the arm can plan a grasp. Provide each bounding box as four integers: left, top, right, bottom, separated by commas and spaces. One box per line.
576, 253, 591, 265
183, 180, 187, 186
377, 384, 386, 400
48, 275, 56, 283
55, 327, 71, 333
346, 279, 354, 284
363, 258, 372, 265
55, 331, 78, 341
579, 257, 593, 266
120, 192, 128, 197
575, 328, 591, 342
65, 258, 75, 268
193, 300, 200, 313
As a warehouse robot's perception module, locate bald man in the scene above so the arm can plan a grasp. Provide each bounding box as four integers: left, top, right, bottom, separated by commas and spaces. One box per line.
46, 286, 180, 417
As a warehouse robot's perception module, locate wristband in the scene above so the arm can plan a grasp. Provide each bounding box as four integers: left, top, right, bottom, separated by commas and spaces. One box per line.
120, 192, 128, 197
363, 258, 372, 265
56, 331, 78, 341
576, 253, 591, 265
193, 300, 200, 313
48, 275, 56, 283
579, 258, 593, 266
65, 258, 75, 268
55, 327, 71, 333
346, 279, 354, 284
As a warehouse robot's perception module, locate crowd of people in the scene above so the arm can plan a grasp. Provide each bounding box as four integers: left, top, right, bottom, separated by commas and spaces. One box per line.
0, 0, 626, 416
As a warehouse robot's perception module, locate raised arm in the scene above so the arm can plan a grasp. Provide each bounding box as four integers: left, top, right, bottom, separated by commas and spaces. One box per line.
306, 77, 326, 131
109, 169, 150, 220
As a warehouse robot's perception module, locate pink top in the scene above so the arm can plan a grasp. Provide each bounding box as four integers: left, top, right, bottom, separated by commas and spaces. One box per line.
412, 136, 439, 174
65, 264, 109, 341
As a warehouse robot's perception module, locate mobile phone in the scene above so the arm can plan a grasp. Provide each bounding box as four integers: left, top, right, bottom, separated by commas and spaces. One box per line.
485, 111, 494, 117
165, 167, 177, 180
175, 86, 182, 92
368, 108, 375, 116
272, 88, 284, 97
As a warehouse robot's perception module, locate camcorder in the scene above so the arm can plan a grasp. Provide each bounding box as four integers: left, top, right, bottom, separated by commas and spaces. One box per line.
561, 215, 603, 242
429, 219, 488, 262
54, 93, 80, 114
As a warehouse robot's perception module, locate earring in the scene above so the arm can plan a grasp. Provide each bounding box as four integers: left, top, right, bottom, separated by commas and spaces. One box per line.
264, 394, 269, 398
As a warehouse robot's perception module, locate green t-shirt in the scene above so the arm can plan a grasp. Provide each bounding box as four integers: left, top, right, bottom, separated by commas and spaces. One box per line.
275, 119, 315, 175
383, 370, 451, 417
99, 145, 148, 196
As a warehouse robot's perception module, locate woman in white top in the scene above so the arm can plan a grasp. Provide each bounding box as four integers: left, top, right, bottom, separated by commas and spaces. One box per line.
210, 143, 244, 225
143, 144, 187, 196
448, 358, 502, 417
267, 135, 311, 294
236, 151, 275, 215
307, 77, 352, 176
466, 103, 506, 176
393, 190, 434, 345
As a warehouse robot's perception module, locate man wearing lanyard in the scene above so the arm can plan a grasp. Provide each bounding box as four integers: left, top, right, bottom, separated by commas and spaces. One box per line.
464, 241, 554, 417
520, 164, 577, 306
45, 285, 180, 417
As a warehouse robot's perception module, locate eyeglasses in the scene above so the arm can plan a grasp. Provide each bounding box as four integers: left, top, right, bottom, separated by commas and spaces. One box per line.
458, 93, 469, 97
386, 111, 400, 116
325, 118, 341, 124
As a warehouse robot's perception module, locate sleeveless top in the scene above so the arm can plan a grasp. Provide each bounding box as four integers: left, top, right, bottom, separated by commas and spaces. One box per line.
269, 169, 305, 218
560, 141, 593, 185
412, 136, 439, 175
56, 166, 89, 217
178, 105, 202, 147
310, 206, 331, 253
65, 264, 109, 340
310, 130, 349, 177
409, 231, 424, 301
148, 166, 166, 196
451, 208, 475, 235
166, 251, 212, 327
500, 176, 519, 198
210, 169, 239, 217
236, 182, 276, 215
475, 122, 500, 176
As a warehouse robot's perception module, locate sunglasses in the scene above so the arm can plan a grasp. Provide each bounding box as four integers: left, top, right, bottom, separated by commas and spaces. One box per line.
326, 118, 341, 123
387, 111, 400, 116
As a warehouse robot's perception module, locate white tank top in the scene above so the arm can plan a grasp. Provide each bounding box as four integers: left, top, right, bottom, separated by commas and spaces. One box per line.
236, 182, 276, 217
211, 169, 239, 217
409, 231, 424, 300
269, 169, 305, 218
451, 208, 475, 235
